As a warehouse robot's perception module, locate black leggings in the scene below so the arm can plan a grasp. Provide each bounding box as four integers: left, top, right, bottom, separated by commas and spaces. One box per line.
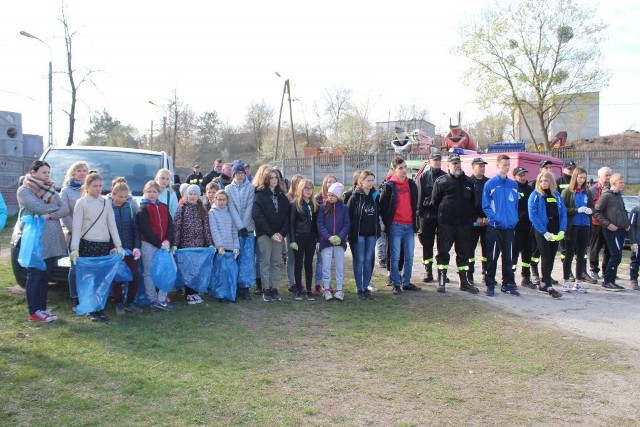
293, 233, 317, 292
563, 226, 590, 281
534, 232, 559, 287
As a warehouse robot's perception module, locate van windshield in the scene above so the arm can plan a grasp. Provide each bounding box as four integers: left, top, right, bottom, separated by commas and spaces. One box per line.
43, 149, 163, 196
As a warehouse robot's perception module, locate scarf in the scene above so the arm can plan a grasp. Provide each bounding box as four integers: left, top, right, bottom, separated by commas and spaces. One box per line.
69, 178, 83, 188
23, 174, 56, 204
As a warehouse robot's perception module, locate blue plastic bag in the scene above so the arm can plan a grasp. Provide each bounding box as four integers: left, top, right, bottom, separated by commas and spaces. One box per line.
75, 254, 121, 315
150, 249, 177, 293
175, 247, 215, 293
210, 252, 238, 301
113, 259, 133, 282
17, 215, 46, 271
237, 235, 255, 288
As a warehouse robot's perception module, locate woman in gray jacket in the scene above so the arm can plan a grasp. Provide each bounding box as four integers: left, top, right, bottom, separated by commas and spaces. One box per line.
17, 160, 69, 322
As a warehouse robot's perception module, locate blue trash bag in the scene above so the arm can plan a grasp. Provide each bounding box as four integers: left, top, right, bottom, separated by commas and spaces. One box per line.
113, 258, 133, 282
150, 249, 177, 293
210, 252, 238, 301
17, 215, 46, 271
133, 263, 151, 306
175, 247, 215, 293
75, 254, 121, 315
237, 235, 255, 288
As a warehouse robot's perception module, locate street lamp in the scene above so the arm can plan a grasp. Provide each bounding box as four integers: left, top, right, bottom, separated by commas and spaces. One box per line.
274, 71, 297, 161
20, 30, 53, 146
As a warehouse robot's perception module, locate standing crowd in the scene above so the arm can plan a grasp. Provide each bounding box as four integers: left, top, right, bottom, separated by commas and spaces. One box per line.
15, 153, 640, 323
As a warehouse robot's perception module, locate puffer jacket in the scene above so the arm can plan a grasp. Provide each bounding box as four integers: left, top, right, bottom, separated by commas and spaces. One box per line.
209, 204, 239, 250
317, 201, 350, 251
60, 184, 82, 231
111, 199, 141, 250
226, 176, 255, 232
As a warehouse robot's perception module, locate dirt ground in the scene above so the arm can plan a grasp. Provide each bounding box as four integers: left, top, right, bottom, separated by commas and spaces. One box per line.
408, 242, 640, 352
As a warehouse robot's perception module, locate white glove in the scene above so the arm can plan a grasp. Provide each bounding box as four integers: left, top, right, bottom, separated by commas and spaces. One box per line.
632, 244, 638, 254
584, 207, 592, 215
577, 206, 587, 213
233, 248, 240, 259
217, 247, 225, 255
117, 247, 126, 258
543, 232, 553, 241
69, 250, 79, 264
161, 240, 171, 251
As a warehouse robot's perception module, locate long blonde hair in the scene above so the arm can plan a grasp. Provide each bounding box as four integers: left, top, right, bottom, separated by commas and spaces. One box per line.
63, 161, 89, 187
252, 164, 271, 187
293, 179, 318, 213
287, 174, 304, 201
535, 171, 557, 194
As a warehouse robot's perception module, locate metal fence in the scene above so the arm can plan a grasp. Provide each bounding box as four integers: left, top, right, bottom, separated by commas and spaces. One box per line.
274, 149, 640, 185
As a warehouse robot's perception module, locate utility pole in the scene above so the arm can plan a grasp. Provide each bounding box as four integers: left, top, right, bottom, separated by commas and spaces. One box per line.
274, 72, 297, 161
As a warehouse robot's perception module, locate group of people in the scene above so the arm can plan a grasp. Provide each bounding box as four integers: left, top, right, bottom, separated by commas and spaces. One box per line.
417, 152, 638, 300
15, 151, 639, 323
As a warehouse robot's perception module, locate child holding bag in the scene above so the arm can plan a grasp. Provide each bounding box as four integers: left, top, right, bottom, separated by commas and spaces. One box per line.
155, 168, 178, 220
175, 184, 213, 304
317, 182, 350, 301
109, 178, 142, 314
138, 180, 175, 311
208, 190, 239, 301
70, 172, 123, 321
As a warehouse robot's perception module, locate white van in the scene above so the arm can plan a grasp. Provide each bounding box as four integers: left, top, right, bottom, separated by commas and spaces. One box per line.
40, 145, 174, 199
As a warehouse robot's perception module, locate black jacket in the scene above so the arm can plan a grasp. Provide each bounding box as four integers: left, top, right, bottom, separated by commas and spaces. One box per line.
515, 181, 535, 231
556, 173, 572, 192
379, 177, 419, 231
416, 167, 445, 220
289, 200, 318, 243
201, 169, 221, 190
594, 190, 629, 230
430, 172, 477, 225
470, 175, 489, 219
252, 188, 291, 238
347, 188, 381, 243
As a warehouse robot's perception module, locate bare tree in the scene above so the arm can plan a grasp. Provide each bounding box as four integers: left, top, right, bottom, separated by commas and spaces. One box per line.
324, 88, 353, 138
60, 2, 98, 146
455, 0, 609, 149
244, 100, 275, 153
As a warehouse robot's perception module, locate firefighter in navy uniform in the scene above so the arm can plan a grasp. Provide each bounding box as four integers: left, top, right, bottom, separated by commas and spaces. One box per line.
468, 158, 490, 286
430, 154, 479, 294
416, 151, 446, 283
511, 167, 536, 288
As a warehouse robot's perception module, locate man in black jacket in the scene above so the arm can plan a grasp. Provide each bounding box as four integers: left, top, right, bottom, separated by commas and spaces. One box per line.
201, 158, 224, 190
186, 165, 204, 189
468, 157, 489, 286
430, 154, 479, 294
416, 151, 445, 283
511, 167, 536, 288
379, 156, 420, 295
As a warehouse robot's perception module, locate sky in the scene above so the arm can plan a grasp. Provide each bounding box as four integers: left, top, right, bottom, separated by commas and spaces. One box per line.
1, 0, 639, 147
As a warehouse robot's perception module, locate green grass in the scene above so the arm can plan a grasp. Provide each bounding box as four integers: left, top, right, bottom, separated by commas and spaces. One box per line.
0, 256, 638, 425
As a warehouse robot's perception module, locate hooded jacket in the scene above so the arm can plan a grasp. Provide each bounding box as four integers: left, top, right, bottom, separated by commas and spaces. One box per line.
317, 201, 350, 251
379, 174, 418, 231
347, 188, 381, 243
226, 176, 255, 232
594, 189, 630, 230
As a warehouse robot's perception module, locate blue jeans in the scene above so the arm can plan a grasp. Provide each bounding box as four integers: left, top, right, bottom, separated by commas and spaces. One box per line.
68, 262, 77, 298
390, 223, 415, 285
353, 235, 376, 292
602, 228, 625, 284
26, 257, 55, 314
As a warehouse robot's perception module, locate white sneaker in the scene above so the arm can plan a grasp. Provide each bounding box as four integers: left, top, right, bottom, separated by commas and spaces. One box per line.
562, 282, 573, 292
324, 290, 333, 301
186, 295, 198, 305
573, 283, 588, 293
334, 290, 344, 301
367, 285, 378, 292
193, 294, 203, 304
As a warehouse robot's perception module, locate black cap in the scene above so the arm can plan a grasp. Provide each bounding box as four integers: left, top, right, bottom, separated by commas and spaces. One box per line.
513, 167, 528, 176
563, 159, 577, 168
449, 154, 461, 162
472, 157, 488, 165
539, 160, 552, 168
430, 151, 442, 159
